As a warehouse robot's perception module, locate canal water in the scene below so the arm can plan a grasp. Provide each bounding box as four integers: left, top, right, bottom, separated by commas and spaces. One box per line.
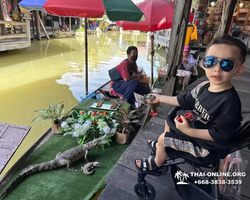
0, 31, 166, 178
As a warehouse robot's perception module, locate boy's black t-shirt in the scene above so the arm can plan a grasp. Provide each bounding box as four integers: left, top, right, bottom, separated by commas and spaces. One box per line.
177, 82, 242, 150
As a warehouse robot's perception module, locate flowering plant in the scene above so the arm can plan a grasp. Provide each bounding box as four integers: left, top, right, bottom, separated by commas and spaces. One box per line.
59, 110, 119, 145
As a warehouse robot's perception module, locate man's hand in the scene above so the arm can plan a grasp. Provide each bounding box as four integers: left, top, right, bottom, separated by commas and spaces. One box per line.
174, 115, 191, 133
136, 73, 143, 79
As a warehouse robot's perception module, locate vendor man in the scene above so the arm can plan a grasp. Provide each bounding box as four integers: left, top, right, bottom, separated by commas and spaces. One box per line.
111, 46, 148, 104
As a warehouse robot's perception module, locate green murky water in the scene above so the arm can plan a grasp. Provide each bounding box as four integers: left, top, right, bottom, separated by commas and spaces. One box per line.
0, 31, 166, 177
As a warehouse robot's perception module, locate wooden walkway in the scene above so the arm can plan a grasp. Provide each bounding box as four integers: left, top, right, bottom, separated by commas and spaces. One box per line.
0, 123, 31, 175
98, 57, 250, 200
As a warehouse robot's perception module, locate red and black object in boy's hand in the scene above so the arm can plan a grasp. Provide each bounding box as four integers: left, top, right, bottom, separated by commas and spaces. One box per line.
177, 113, 194, 123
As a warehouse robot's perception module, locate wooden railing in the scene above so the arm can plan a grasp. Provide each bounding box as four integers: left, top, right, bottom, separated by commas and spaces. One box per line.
0, 13, 31, 51
0, 20, 26, 26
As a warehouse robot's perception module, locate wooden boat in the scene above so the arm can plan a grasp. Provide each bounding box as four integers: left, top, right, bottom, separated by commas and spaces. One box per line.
0, 80, 153, 195
50, 31, 76, 39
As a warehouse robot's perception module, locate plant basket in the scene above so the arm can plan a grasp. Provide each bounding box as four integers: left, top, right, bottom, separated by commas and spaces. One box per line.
116, 131, 130, 144
52, 122, 61, 134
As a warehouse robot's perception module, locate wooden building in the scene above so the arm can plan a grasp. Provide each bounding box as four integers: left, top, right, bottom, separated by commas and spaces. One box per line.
0, 0, 31, 52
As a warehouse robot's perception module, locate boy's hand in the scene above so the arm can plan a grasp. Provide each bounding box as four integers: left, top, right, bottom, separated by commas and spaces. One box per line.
174, 115, 191, 132
144, 93, 160, 104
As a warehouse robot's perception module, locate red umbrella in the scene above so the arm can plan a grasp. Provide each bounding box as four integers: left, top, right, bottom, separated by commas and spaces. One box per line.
116, 0, 175, 32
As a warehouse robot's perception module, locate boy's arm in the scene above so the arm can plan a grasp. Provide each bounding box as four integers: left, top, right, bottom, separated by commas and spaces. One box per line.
183, 128, 214, 141
159, 95, 180, 107
175, 116, 213, 140
149, 88, 195, 109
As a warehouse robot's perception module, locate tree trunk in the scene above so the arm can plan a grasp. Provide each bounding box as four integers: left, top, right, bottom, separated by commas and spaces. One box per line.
217, 0, 237, 37
161, 0, 192, 96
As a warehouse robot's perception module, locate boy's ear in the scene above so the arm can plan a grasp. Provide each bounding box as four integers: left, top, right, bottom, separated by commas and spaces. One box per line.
236, 65, 245, 75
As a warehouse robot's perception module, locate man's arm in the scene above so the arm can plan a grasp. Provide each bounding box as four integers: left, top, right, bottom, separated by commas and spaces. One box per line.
123, 64, 143, 81
124, 74, 141, 82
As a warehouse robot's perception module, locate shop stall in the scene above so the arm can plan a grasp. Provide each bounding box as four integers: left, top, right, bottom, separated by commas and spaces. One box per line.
0, 0, 31, 52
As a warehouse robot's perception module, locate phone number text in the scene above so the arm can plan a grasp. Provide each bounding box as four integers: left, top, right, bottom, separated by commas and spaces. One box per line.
194, 180, 242, 185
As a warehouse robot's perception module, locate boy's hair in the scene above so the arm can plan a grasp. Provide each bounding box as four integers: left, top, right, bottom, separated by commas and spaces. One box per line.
127, 46, 138, 55
207, 35, 247, 64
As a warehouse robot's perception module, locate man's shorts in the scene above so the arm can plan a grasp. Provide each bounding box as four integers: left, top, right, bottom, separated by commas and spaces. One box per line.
164, 131, 224, 166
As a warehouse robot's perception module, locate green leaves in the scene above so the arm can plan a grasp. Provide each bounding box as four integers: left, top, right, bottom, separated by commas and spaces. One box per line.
116, 108, 139, 134
31, 116, 43, 124
31, 102, 66, 125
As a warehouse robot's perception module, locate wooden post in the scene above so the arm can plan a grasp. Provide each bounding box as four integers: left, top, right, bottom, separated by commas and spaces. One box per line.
59, 17, 62, 26
32, 11, 35, 36
150, 34, 154, 86
35, 11, 41, 40
217, 0, 237, 36
0, 2, 6, 35
39, 15, 50, 39
80, 18, 84, 28
161, 0, 192, 96
84, 18, 88, 96
51, 16, 54, 33
69, 17, 71, 32
23, 13, 31, 44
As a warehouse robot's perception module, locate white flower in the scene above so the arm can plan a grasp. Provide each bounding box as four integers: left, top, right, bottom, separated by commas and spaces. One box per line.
88, 111, 93, 115
98, 120, 108, 129
112, 119, 116, 123
102, 126, 111, 134
85, 120, 92, 127
110, 128, 116, 134
72, 131, 79, 137
61, 121, 68, 128
74, 123, 81, 130
82, 121, 91, 131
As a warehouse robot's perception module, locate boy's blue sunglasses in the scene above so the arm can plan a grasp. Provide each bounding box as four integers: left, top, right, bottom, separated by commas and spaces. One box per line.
202, 56, 236, 72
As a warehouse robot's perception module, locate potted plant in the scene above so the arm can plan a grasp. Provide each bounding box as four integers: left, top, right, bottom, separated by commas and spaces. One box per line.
31, 102, 66, 134
115, 108, 139, 144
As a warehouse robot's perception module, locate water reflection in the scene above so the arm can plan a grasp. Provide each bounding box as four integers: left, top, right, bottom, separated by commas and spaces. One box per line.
0, 31, 166, 177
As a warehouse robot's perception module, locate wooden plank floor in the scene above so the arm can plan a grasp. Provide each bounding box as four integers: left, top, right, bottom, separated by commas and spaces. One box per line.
0, 123, 31, 175
98, 55, 250, 200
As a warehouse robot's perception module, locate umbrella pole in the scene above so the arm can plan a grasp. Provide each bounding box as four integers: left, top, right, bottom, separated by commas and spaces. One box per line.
85, 18, 88, 96
69, 17, 71, 32
150, 34, 154, 86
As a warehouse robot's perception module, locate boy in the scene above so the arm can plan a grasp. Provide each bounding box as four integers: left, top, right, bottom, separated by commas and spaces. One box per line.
110, 46, 148, 104
135, 35, 246, 173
